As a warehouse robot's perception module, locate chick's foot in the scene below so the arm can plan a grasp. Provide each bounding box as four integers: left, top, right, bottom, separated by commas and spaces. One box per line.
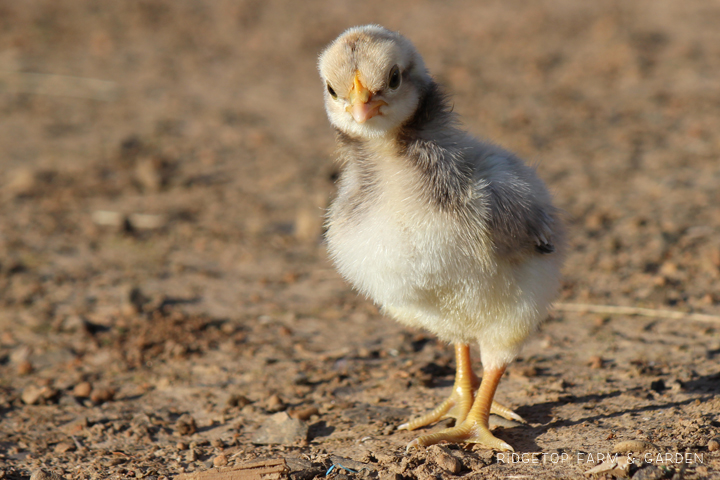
398, 343, 478, 431
406, 420, 514, 452
406, 364, 514, 451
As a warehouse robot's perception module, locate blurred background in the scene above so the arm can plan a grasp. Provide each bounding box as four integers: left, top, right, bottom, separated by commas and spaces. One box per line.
0, 0, 718, 477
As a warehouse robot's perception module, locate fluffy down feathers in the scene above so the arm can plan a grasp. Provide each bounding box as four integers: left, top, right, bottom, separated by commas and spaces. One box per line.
318, 25, 564, 370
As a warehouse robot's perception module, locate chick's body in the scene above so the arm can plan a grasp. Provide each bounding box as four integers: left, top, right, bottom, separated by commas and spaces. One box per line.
319, 25, 564, 451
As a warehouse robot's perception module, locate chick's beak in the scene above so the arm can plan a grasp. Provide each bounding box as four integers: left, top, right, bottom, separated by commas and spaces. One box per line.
346, 72, 387, 124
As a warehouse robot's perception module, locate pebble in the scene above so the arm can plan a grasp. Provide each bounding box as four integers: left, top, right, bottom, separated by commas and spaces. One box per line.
17, 360, 33, 375
73, 381, 93, 398
632, 464, 666, 480
185, 448, 198, 462
709, 437, 720, 452
176, 441, 188, 451
90, 387, 115, 404
91, 210, 126, 228
54, 442, 76, 454
265, 394, 286, 413
428, 445, 462, 474
135, 157, 165, 192
21, 385, 57, 405
7, 168, 37, 197
175, 414, 197, 436
212, 453, 228, 467
588, 355, 603, 369
288, 406, 319, 421
227, 394, 251, 408
612, 440, 658, 453
252, 412, 308, 445
30, 469, 63, 480
128, 213, 167, 230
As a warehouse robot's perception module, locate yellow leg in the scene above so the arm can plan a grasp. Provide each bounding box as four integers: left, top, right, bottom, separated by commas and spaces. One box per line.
399, 344, 525, 431
399, 344, 478, 430
407, 365, 515, 452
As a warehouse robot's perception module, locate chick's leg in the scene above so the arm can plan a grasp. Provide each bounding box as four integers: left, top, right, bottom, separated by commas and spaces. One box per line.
398, 343, 478, 431
398, 344, 525, 431
407, 365, 514, 452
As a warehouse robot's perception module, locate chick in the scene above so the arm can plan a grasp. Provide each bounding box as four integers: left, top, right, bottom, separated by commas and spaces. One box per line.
318, 25, 565, 452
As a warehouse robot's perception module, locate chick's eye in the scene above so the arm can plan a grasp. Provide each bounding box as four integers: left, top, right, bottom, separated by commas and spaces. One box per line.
327, 83, 337, 99
388, 65, 401, 90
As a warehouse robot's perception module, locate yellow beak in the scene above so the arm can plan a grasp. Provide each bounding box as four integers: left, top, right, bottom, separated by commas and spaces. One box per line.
346, 71, 387, 124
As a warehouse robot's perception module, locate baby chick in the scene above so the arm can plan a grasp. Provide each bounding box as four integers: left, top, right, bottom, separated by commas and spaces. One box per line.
318, 25, 565, 452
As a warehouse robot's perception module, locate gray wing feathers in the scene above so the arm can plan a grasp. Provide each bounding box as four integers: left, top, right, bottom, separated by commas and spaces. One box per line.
477, 152, 559, 257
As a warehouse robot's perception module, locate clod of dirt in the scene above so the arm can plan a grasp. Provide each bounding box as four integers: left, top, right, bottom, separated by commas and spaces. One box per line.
90, 387, 115, 404
265, 394, 286, 413
612, 440, 658, 453
30, 469, 63, 480
72, 381, 92, 398
91, 210, 127, 230
176, 414, 198, 436
135, 157, 163, 192
128, 213, 167, 230
583, 454, 631, 477
709, 437, 720, 452
588, 355, 604, 369
427, 445, 463, 474
227, 394, 252, 408
288, 406, 319, 421
213, 453, 229, 467
54, 441, 76, 454
21, 385, 58, 405
632, 464, 667, 480
17, 360, 33, 375
252, 412, 308, 445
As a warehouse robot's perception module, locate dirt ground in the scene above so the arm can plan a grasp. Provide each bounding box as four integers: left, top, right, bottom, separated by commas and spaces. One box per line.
0, 1, 719, 479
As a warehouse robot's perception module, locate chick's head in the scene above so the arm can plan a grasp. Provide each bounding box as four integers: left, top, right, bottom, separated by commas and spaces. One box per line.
319, 25, 431, 138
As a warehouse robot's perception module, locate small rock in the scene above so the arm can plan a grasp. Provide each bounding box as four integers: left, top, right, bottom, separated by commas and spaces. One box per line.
265, 394, 286, 413
54, 442, 76, 454
709, 438, 720, 452
548, 378, 568, 392
211, 438, 224, 449
213, 453, 228, 467
288, 406, 319, 421
73, 381, 93, 398
22, 385, 58, 405
128, 213, 167, 230
17, 360, 33, 375
512, 365, 538, 378
428, 445, 462, 474
91, 210, 127, 229
90, 387, 115, 404
588, 355, 603, 369
176, 441, 188, 450
30, 469, 62, 480
7, 168, 38, 197
176, 414, 197, 436
227, 394, 251, 408
135, 156, 169, 192
185, 448, 198, 462
632, 464, 666, 480
252, 412, 308, 445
